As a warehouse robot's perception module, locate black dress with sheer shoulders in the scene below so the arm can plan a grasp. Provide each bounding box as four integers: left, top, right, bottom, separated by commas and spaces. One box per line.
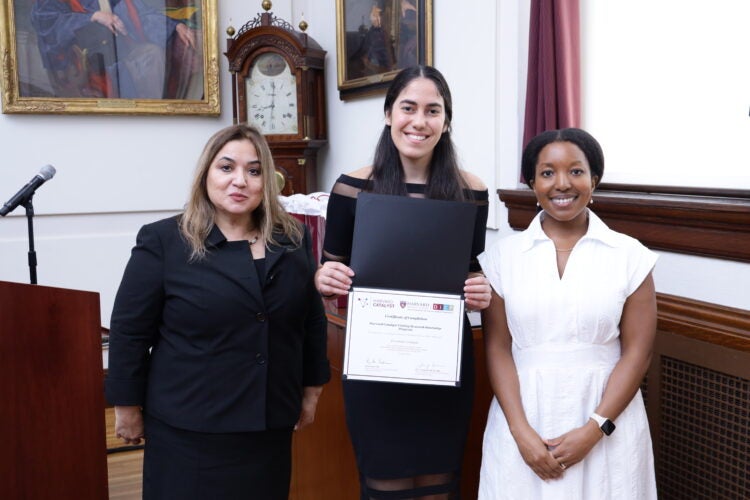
323, 174, 489, 499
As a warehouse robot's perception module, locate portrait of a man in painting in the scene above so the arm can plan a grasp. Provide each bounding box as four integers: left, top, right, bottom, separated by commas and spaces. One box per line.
13, 0, 204, 100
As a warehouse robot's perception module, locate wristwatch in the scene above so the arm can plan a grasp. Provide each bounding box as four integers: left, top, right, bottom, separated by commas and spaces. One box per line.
591, 412, 616, 436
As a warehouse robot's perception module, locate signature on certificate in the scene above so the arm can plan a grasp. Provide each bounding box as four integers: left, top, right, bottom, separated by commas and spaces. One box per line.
364, 357, 394, 371
415, 363, 447, 375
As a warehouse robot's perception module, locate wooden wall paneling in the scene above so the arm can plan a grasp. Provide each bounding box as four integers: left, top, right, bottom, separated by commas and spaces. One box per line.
498, 186, 750, 263
656, 293, 750, 351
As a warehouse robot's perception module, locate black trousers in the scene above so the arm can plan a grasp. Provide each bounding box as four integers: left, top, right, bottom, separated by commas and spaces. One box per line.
143, 413, 293, 500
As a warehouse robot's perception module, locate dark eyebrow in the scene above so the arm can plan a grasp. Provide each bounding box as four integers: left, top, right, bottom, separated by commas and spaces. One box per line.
397, 98, 443, 109
398, 99, 417, 106
217, 157, 261, 165
538, 160, 585, 167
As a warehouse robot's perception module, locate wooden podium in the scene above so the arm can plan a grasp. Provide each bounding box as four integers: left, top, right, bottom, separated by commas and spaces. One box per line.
0, 281, 108, 499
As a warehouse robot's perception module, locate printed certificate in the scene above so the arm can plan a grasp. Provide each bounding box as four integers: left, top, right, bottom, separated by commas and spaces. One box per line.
342, 287, 464, 386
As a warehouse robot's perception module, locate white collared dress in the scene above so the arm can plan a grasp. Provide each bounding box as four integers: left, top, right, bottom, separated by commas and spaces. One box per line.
477, 210, 658, 499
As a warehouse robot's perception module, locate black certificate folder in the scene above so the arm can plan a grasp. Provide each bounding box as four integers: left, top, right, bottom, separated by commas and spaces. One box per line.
350, 193, 477, 295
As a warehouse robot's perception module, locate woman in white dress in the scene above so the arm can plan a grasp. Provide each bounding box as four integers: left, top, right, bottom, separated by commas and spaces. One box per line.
478, 128, 658, 499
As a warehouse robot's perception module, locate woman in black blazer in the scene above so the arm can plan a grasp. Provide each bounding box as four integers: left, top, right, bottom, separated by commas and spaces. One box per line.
105, 124, 330, 499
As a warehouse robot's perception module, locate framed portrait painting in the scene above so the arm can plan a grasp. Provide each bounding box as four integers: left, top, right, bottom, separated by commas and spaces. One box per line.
0, 0, 219, 115
336, 0, 432, 100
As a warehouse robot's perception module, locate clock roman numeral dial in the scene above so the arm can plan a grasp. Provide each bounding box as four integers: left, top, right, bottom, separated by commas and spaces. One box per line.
245, 53, 298, 135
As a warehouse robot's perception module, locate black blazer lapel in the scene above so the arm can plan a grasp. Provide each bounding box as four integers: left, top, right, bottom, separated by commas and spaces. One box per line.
206, 223, 265, 309
265, 232, 296, 281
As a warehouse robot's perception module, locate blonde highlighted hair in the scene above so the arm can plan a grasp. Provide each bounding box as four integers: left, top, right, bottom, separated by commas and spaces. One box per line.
180, 124, 302, 261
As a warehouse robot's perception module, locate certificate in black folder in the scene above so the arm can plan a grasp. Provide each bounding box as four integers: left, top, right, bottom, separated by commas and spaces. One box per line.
343, 193, 477, 386
349, 192, 477, 294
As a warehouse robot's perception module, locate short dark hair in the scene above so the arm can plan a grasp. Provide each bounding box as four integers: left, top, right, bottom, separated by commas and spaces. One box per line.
521, 128, 605, 188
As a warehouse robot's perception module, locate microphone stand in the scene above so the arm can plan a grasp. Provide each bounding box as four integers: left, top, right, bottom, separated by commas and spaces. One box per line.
23, 195, 37, 285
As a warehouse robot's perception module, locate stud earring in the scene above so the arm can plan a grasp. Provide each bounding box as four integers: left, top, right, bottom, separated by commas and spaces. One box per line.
536, 201, 540, 207
589, 198, 594, 205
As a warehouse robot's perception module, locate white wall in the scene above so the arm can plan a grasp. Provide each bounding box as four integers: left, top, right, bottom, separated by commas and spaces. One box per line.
581, 1, 750, 190
0, 0, 746, 326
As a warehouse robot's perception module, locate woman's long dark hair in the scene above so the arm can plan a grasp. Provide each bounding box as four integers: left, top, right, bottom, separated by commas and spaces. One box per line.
370, 65, 469, 201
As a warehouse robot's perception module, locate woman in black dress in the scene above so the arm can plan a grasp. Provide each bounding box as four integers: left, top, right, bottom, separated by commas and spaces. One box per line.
316, 66, 492, 499
106, 124, 330, 499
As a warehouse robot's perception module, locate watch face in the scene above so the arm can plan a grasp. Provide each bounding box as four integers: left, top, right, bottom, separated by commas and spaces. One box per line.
245, 53, 298, 135
601, 419, 616, 436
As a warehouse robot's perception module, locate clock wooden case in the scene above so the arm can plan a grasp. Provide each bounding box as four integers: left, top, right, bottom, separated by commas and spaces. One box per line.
225, 6, 327, 195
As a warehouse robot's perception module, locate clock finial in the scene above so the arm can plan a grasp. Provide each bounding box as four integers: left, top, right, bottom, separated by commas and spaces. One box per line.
262, 0, 272, 12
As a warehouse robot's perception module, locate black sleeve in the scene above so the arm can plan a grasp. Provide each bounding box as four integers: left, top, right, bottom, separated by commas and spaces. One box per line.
105, 223, 165, 406
301, 226, 331, 386
321, 184, 358, 264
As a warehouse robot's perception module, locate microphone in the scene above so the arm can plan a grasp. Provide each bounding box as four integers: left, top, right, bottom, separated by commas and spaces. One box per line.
0, 165, 56, 216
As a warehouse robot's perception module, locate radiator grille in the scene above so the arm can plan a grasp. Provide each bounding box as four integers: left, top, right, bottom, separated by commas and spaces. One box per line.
658, 356, 749, 499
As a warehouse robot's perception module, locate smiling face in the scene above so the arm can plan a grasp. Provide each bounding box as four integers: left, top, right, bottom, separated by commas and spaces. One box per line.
385, 77, 448, 171
206, 138, 264, 226
531, 141, 598, 225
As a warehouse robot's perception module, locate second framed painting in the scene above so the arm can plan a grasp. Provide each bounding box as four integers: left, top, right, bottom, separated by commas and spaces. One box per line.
336, 0, 433, 100
0, 0, 219, 115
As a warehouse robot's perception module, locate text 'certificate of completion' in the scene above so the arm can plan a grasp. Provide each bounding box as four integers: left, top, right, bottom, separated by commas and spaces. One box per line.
343, 287, 465, 386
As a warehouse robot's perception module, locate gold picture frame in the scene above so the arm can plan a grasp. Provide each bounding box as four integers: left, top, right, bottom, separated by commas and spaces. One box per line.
336, 0, 432, 100
0, 0, 219, 115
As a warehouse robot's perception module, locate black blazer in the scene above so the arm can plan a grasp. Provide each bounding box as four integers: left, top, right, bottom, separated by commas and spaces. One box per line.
105, 216, 330, 433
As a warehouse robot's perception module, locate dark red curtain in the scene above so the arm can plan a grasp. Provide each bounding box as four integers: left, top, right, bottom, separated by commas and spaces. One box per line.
522, 0, 581, 147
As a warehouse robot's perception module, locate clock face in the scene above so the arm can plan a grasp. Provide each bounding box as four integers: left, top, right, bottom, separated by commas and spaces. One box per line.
245, 53, 298, 135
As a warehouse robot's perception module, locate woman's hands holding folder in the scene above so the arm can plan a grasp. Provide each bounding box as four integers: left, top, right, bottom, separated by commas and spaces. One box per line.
316, 263, 491, 309
316, 261, 355, 298
464, 273, 492, 312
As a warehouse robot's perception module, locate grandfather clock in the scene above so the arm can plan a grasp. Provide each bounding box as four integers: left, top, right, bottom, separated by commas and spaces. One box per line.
225, 1, 327, 195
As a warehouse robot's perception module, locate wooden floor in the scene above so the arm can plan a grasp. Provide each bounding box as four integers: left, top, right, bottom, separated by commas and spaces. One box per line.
108, 451, 143, 499
105, 408, 143, 499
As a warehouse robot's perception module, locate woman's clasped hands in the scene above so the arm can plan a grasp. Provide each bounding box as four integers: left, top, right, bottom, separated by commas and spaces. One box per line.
514, 420, 603, 481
